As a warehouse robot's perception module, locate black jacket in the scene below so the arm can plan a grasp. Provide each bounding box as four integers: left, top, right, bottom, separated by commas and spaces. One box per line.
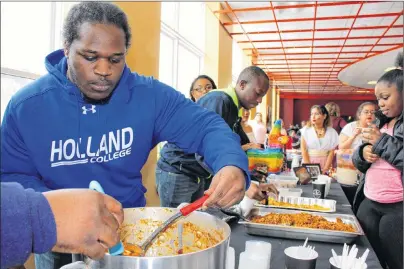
352, 112, 403, 213
157, 91, 248, 178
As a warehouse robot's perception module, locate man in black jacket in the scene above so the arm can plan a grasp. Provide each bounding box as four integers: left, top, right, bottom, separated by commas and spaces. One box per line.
157, 66, 275, 207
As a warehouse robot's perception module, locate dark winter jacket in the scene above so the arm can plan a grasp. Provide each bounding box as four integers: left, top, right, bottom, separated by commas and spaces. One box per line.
352, 112, 403, 213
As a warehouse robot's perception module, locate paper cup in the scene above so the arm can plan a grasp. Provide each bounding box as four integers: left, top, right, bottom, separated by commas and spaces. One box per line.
317, 175, 331, 197
284, 246, 318, 269
312, 182, 326, 199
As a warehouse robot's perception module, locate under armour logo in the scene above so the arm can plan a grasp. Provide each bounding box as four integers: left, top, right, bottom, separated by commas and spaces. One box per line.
82, 105, 96, 115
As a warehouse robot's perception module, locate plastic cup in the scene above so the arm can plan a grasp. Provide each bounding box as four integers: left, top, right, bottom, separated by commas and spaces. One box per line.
226, 247, 235, 269
245, 240, 272, 256
238, 251, 269, 269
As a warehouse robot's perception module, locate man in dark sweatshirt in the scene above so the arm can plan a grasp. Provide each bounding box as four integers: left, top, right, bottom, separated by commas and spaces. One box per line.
1, 182, 123, 269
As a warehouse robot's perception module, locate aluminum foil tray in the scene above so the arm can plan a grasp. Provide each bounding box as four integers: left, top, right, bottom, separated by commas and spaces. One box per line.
256, 196, 337, 213
239, 207, 363, 244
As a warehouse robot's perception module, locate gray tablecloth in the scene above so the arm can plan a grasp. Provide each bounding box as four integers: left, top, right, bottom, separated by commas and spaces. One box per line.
229, 182, 383, 269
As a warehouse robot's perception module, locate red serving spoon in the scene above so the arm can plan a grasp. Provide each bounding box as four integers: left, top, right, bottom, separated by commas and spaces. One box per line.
129, 194, 209, 256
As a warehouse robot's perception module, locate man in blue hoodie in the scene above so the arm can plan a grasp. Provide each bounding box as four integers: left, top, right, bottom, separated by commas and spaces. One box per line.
1, 2, 252, 268
1, 182, 123, 269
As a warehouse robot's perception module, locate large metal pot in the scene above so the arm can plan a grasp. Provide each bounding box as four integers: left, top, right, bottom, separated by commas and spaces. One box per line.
73, 207, 231, 269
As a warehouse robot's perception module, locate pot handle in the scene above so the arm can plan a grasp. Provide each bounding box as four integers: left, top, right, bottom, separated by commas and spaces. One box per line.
180, 194, 209, 216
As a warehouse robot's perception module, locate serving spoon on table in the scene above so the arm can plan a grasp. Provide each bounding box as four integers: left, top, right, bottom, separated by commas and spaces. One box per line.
89, 181, 209, 257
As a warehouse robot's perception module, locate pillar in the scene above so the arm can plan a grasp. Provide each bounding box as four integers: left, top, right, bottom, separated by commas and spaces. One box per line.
115, 2, 161, 206
271, 83, 277, 124
276, 88, 280, 120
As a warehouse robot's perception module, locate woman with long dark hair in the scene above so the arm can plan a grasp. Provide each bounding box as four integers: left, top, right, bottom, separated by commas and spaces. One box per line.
300, 105, 339, 172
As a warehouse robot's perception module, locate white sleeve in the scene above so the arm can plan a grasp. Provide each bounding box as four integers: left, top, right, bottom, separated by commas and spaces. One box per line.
330, 128, 340, 149
340, 122, 354, 137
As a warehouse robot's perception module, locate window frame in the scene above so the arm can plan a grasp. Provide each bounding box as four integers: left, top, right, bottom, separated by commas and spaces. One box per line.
159, 2, 205, 91
0, 2, 77, 79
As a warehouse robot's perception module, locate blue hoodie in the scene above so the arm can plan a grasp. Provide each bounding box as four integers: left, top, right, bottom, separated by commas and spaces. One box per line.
1, 182, 56, 269
1, 49, 250, 207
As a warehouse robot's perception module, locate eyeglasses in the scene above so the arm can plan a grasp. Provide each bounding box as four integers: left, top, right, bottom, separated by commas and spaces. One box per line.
361, 110, 376, 115
193, 84, 213, 93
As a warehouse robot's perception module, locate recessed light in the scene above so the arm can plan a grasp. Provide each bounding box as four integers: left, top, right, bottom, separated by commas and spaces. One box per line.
384, 67, 396, 72
286, 47, 312, 53
367, 81, 377, 85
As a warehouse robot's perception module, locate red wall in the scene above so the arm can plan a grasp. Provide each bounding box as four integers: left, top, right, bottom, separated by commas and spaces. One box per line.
280, 98, 294, 127
280, 98, 377, 127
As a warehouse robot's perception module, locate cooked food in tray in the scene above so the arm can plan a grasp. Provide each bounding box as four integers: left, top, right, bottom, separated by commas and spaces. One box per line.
260, 197, 331, 211
251, 212, 356, 233
120, 219, 223, 257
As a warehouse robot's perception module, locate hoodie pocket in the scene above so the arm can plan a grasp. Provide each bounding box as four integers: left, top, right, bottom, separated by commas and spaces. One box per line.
121, 181, 147, 208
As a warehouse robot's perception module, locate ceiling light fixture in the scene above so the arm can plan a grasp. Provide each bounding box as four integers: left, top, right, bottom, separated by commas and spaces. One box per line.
384, 67, 396, 72
286, 47, 312, 53
367, 81, 377, 85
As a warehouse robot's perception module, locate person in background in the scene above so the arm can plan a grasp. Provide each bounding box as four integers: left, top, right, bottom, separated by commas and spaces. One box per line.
339, 102, 377, 150
278, 119, 288, 136
288, 126, 301, 150
251, 112, 267, 144
241, 108, 262, 151
1, 182, 123, 269
265, 106, 272, 134
352, 52, 403, 269
156, 75, 217, 207
301, 105, 339, 172
1, 3, 251, 268
189, 75, 216, 102
301, 120, 307, 129
338, 102, 378, 206
325, 102, 347, 134
194, 67, 278, 201
299, 120, 308, 138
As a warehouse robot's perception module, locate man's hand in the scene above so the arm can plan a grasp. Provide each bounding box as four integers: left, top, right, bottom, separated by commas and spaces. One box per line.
362, 124, 382, 145
203, 166, 246, 208
363, 145, 379, 163
246, 183, 279, 201
43, 189, 124, 260
241, 143, 261, 151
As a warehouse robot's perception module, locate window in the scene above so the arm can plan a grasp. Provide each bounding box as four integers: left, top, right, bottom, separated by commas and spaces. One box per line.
1, 2, 77, 121
1, 2, 53, 75
159, 2, 205, 98
1, 73, 35, 120
177, 45, 201, 95
159, 33, 175, 87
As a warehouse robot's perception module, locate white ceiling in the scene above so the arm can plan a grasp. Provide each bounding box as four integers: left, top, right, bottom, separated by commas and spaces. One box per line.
216, 1, 403, 95
338, 47, 403, 90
